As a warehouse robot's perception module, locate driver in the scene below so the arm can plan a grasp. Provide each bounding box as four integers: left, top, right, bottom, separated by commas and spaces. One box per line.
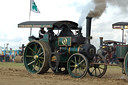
59, 25, 73, 36
39, 28, 46, 39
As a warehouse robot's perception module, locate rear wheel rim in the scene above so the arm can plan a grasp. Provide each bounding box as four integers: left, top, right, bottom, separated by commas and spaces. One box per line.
24, 41, 45, 74
67, 53, 88, 78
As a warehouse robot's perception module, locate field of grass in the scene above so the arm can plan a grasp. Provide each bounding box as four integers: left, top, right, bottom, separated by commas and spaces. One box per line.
0, 62, 122, 70
0, 62, 24, 68
0, 62, 127, 85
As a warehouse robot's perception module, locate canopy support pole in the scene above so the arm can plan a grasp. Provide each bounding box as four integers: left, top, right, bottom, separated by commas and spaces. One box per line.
29, 0, 32, 36
122, 28, 124, 45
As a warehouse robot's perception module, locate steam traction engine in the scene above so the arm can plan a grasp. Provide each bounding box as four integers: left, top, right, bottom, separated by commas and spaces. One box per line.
18, 17, 107, 78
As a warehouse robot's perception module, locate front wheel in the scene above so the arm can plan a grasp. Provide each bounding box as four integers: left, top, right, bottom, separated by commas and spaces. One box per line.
67, 53, 88, 78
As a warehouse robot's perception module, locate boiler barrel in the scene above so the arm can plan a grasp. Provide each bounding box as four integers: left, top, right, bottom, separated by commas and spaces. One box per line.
60, 46, 81, 55
115, 45, 128, 60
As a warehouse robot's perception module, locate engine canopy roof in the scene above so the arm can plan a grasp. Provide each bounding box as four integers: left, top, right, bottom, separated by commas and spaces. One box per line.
112, 22, 128, 29
18, 21, 79, 30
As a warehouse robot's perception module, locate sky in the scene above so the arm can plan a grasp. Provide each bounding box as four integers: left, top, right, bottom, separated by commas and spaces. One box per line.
0, 0, 128, 50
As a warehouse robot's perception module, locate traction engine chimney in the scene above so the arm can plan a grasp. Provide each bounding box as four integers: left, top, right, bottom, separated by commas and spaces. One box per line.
86, 17, 92, 44
99, 37, 103, 47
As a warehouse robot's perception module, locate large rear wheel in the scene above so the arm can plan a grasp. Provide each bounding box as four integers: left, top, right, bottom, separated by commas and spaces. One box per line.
24, 40, 51, 74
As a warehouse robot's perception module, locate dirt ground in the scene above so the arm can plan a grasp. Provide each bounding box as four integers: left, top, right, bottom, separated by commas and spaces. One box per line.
0, 62, 128, 85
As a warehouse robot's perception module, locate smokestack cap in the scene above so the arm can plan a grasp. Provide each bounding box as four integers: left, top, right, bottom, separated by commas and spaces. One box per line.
86, 17, 92, 19
100, 37, 103, 39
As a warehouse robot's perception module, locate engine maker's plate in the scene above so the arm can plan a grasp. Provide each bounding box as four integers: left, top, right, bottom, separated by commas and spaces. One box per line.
58, 37, 71, 46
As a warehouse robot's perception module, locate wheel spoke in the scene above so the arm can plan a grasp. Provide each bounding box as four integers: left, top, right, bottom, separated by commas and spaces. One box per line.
91, 68, 95, 73
75, 68, 77, 74
28, 47, 36, 54
79, 67, 84, 74
74, 56, 77, 64
71, 60, 75, 64
95, 68, 97, 76
34, 43, 38, 53
70, 65, 75, 67
98, 68, 102, 74
26, 55, 34, 58
27, 60, 35, 65
78, 67, 82, 72
36, 61, 39, 67
99, 67, 104, 70
37, 47, 41, 54
32, 65, 35, 71
81, 65, 86, 67
32, 62, 37, 71
38, 57, 44, 59
39, 52, 44, 56
38, 60, 43, 64
38, 61, 41, 68
78, 60, 84, 66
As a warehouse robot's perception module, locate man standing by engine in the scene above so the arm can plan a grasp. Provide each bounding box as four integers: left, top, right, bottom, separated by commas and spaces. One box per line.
39, 28, 46, 39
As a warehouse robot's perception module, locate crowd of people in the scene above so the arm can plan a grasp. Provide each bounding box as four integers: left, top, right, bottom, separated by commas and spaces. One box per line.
0, 54, 15, 62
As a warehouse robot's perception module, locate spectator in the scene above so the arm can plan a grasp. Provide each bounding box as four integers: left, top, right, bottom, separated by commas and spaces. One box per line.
5, 54, 10, 62
0, 54, 2, 62
12, 55, 14, 62
39, 28, 46, 39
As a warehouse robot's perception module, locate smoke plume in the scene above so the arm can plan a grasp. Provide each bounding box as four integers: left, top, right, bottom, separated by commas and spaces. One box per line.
87, 0, 106, 18
107, 0, 128, 12
88, 0, 128, 18
78, 0, 128, 25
